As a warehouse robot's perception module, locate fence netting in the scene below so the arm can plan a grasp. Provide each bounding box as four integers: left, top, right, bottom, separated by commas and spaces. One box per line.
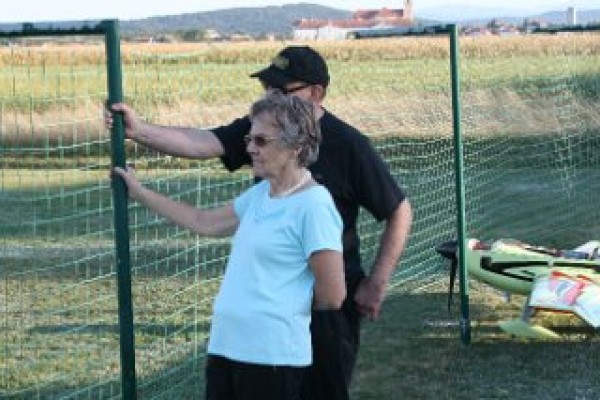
2, 31, 599, 398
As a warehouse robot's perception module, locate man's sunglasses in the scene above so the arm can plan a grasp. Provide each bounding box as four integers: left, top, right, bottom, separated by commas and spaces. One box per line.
244, 134, 280, 147
264, 83, 312, 95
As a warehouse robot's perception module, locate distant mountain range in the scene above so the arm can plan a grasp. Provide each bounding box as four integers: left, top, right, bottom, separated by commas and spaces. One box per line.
121, 4, 351, 37
0, 3, 599, 38
420, 5, 600, 26
0, 4, 351, 38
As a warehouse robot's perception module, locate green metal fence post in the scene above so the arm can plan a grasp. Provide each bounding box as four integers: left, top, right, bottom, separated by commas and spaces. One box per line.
449, 24, 471, 345
104, 19, 138, 399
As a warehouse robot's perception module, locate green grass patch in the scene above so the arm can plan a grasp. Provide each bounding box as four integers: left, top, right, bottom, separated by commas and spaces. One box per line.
351, 287, 600, 399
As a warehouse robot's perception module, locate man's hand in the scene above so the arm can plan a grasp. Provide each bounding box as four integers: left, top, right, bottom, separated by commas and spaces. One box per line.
104, 102, 143, 140
354, 275, 388, 321
356, 200, 412, 321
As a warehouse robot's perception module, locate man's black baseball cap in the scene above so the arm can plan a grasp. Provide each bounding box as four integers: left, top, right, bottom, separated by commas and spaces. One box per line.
250, 45, 330, 88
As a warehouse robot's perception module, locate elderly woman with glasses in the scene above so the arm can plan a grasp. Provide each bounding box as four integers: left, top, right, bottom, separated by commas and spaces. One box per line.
113, 90, 345, 400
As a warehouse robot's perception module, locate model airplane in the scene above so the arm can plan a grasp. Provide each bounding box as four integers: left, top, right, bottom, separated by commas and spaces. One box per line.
437, 238, 600, 339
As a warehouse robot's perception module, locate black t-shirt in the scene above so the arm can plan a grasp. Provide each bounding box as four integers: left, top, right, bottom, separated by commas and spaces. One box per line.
212, 110, 406, 278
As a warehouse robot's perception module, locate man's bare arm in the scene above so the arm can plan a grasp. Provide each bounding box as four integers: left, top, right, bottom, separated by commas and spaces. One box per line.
133, 123, 224, 159
355, 199, 412, 320
107, 102, 225, 159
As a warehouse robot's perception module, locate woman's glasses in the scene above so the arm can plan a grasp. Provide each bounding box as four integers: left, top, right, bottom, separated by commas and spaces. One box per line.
244, 134, 280, 148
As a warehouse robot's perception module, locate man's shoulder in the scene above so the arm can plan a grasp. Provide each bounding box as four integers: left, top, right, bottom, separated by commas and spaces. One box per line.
212, 115, 251, 134
321, 111, 370, 147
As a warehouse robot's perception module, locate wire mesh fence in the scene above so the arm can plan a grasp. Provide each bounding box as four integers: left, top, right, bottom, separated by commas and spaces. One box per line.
1, 28, 600, 398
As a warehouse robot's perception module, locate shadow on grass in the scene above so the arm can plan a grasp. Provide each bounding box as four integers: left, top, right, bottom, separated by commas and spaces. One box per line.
4, 290, 599, 399
351, 291, 600, 400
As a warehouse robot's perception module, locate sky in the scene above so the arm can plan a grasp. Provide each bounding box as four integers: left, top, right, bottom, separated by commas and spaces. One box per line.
1, 0, 597, 23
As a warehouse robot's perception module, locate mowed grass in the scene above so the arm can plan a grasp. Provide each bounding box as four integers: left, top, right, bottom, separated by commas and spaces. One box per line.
352, 285, 600, 400
4, 261, 600, 398
3, 163, 600, 398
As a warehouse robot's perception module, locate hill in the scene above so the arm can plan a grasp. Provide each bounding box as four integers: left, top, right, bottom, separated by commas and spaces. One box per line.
0, 3, 350, 39
457, 8, 600, 26
418, 4, 600, 25
120, 3, 351, 38
535, 8, 600, 24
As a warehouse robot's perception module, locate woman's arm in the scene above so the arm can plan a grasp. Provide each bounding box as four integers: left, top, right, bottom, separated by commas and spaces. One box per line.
309, 249, 346, 310
113, 166, 238, 236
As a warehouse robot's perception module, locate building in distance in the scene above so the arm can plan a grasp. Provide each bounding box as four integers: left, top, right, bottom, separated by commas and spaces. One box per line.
293, 0, 414, 40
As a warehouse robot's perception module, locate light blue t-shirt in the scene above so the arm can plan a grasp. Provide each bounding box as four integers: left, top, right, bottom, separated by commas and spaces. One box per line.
207, 180, 343, 366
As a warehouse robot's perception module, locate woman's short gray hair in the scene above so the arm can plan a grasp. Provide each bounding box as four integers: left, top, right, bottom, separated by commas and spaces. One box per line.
249, 90, 321, 167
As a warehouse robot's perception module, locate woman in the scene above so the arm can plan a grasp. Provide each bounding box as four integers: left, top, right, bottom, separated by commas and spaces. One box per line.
113, 91, 345, 400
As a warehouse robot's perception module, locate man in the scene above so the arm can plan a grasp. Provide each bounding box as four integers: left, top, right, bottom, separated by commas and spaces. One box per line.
107, 45, 412, 400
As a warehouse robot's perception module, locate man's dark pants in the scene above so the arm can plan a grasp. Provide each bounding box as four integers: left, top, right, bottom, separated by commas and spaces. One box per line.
301, 274, 364, 400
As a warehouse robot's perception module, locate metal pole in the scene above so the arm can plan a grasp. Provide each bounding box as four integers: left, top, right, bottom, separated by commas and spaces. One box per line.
104, 19, 138, 399
449, 24, 471, 345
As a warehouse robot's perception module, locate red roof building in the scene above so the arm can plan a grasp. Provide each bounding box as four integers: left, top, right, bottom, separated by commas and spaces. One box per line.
293, 0, 414, 40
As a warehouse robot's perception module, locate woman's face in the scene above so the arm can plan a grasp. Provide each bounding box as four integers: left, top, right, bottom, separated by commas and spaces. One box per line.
246, 112, 298, 179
